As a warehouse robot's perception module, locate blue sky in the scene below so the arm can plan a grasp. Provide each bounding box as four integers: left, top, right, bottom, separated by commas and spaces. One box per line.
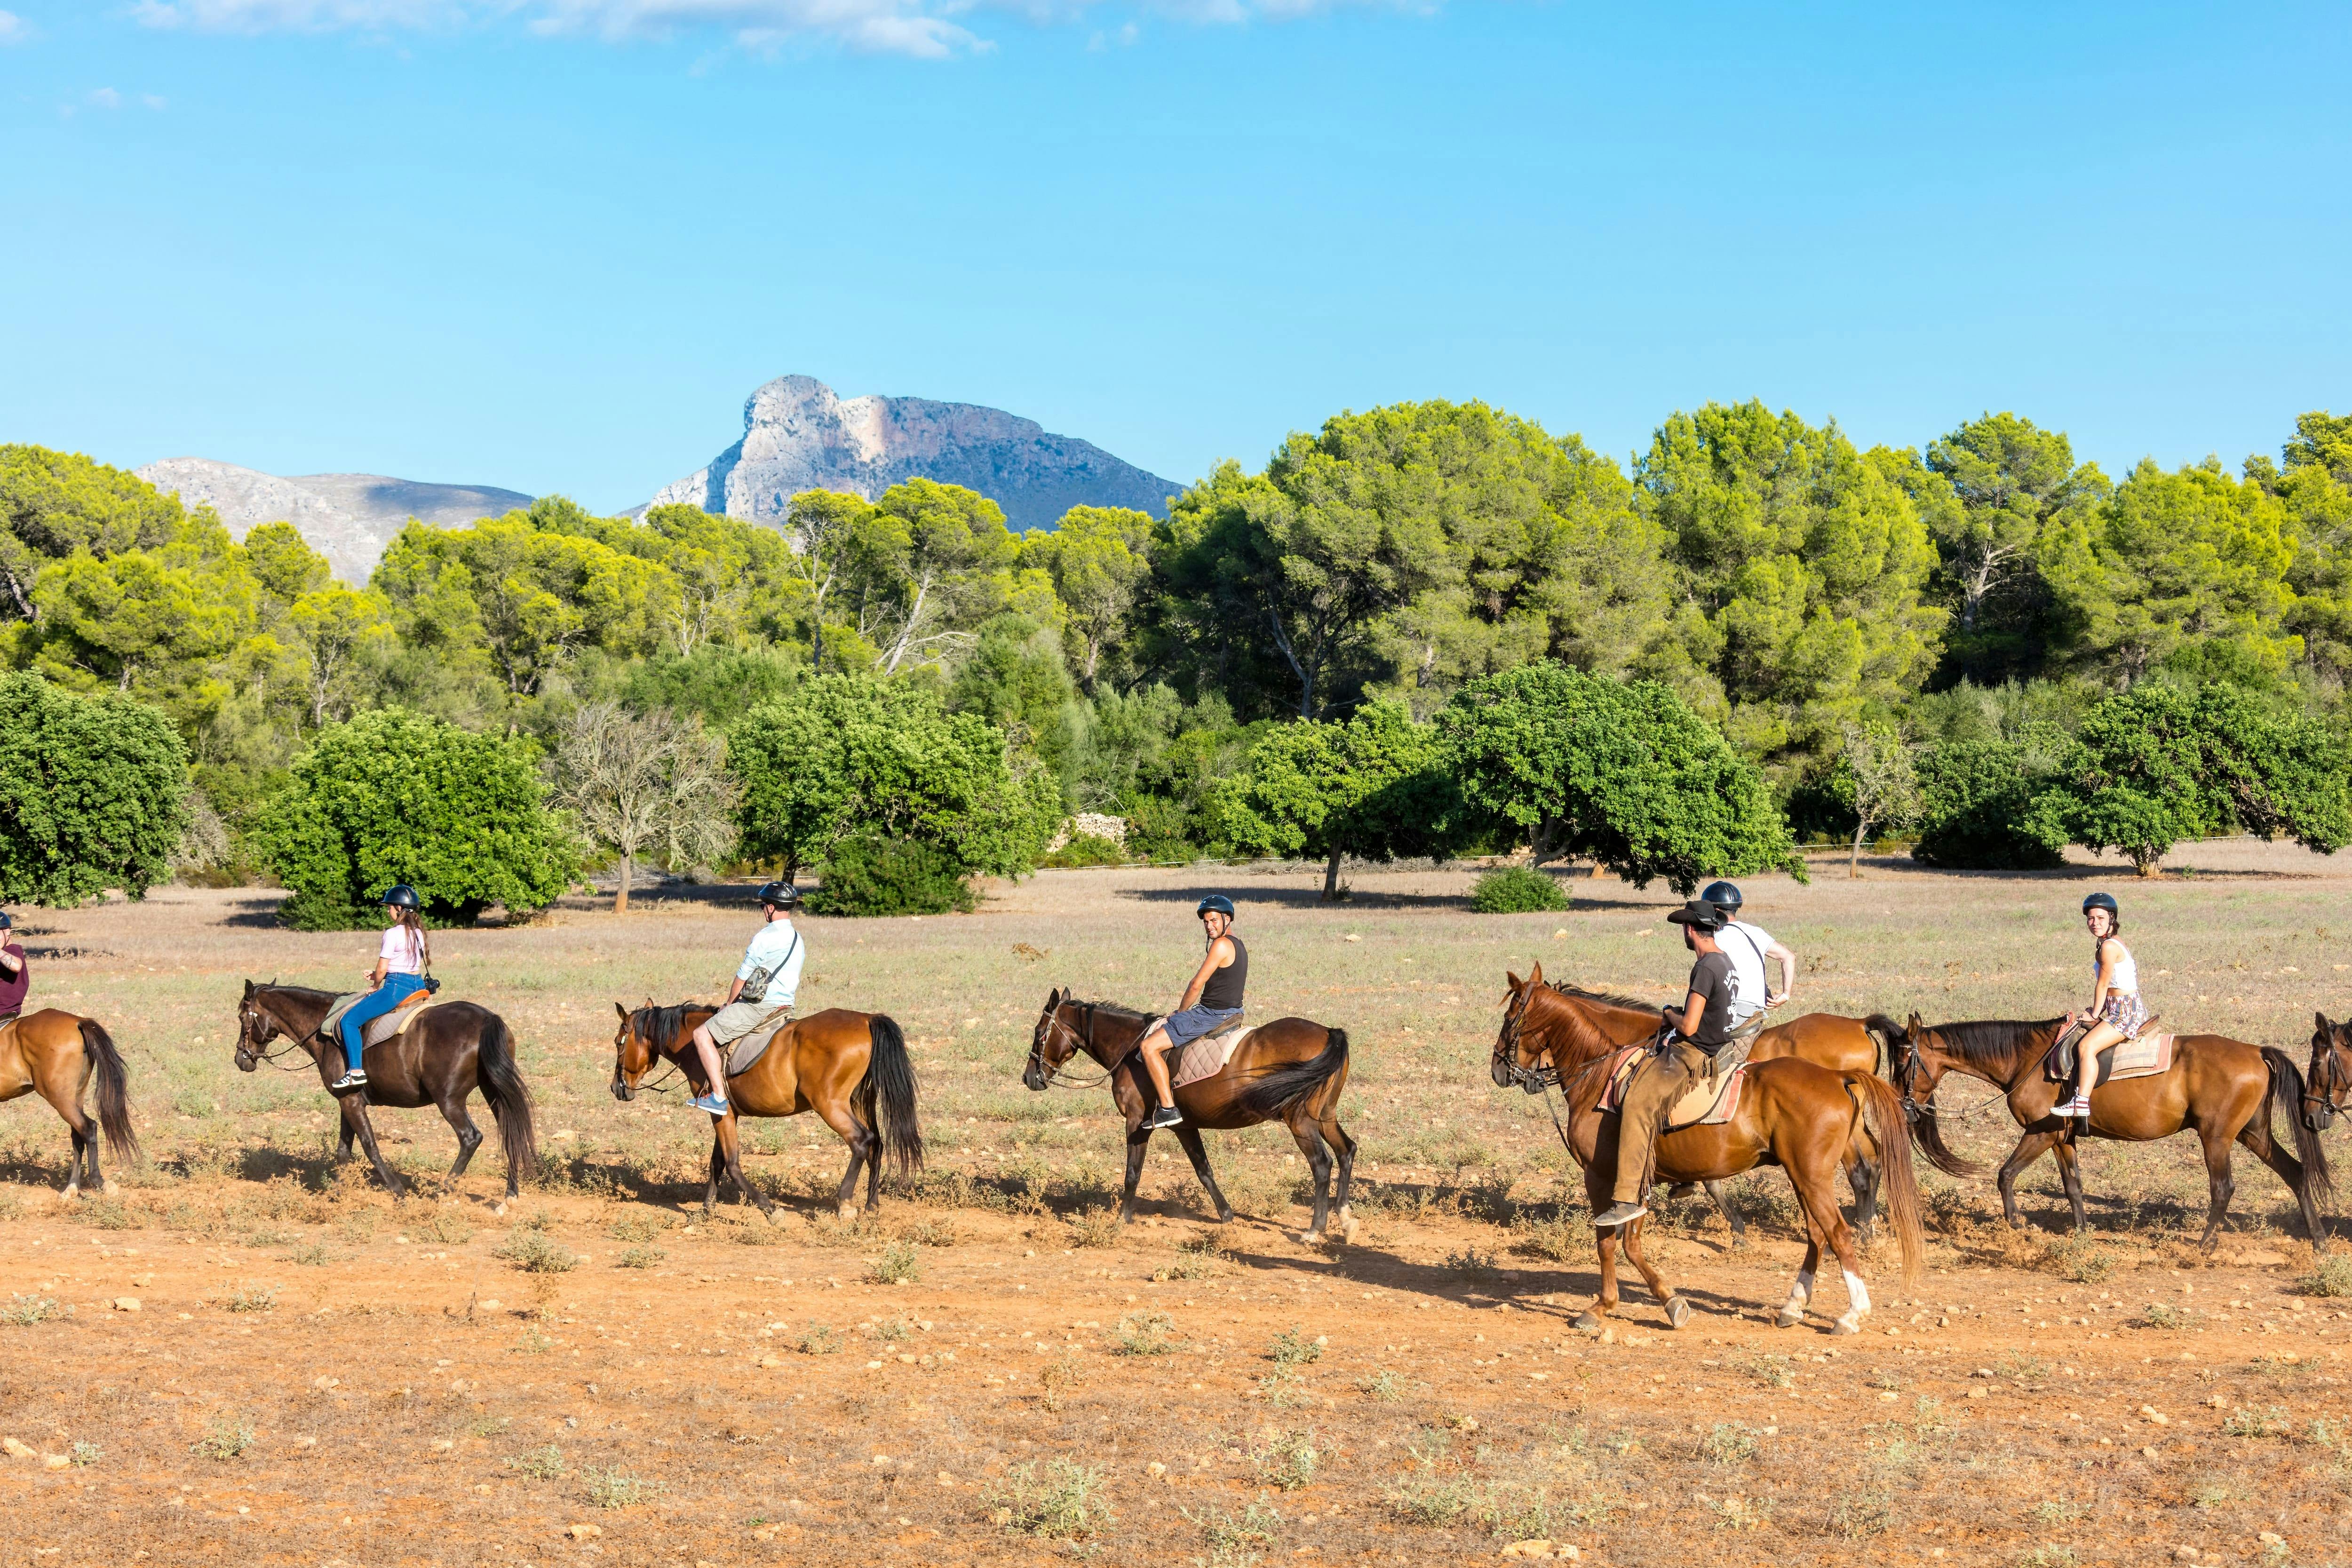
3, 2, 2348, 512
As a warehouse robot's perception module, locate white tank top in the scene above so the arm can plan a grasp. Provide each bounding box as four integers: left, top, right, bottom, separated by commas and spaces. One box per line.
2097, 939, 2138, 998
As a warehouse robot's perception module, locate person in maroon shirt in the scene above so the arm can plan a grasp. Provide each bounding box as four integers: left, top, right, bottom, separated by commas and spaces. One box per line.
0, 909, 26, 1020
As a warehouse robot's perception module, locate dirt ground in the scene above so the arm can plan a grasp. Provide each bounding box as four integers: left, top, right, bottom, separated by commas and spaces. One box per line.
6, 844, 2352, 1567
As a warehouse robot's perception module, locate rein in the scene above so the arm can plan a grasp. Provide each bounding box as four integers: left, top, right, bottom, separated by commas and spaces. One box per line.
1898, 1027, 2047, 1125
1029, 1002, 1117, 1091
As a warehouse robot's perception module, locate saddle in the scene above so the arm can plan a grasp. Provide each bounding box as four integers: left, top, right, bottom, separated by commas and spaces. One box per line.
726, 1010, 795, 1077
1596, 1043, 1748, 1129
1169, 1020, 1256, 1090
2044, 1019, 2175, 1087
319, 987, 441, 1052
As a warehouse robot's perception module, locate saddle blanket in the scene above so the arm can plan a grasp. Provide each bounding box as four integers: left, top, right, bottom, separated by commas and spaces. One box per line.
1596, 1044, 1747, 1130
319, 989, 440, 1051
2045, 1024, 2176, 1086
727, 1011, 794, 1077
1171, 1021, 1256, 1090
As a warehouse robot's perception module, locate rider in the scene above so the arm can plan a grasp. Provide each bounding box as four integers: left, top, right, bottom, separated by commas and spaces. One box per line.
1700, 880, 1797, 1027
1134, 894, 1247, 1130
333, 884, 430, 1092
1593, 899, 1739, 1229
2060, 891, 2143, 1127
0, 910, 25, 1023
685, 881, 805, 1118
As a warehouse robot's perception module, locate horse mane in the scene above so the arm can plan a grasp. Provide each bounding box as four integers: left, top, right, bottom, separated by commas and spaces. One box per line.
1929, 1018, 2064, 1066
638, 1002, 717, 1055
1065, 998, 1152, 1024
1548, 980, 1661, 1015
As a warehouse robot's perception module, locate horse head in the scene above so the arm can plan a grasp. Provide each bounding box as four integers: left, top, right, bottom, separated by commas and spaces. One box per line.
612, 999, 659, 1101
1490, 964, 1552, 1093
2306, 1011, 2352, 1131
1025, 987, 1077, 1091
234, 979, 277, 1073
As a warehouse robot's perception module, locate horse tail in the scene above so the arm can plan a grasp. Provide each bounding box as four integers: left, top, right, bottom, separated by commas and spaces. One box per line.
1850, 1071, 1924, 1289
1865, 1012, 1984, 1179
2262, 1045, 2335, 1222
477, 1011, 539, 1183
858, 1014, 924, 1178
79, 1019, 141, 1167
1235, 1028, 1349, 1121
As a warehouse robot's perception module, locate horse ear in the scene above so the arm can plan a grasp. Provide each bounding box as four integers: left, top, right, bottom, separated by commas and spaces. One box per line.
1048, 986, 1063, 1007
616, 1002, 630, 1022
1528, 961, 1543, 985
1506, 971, 1523, 992
1907, 1012, 1924, 1034
243, 979, 254, 997
2320, 1011, 2335, 1035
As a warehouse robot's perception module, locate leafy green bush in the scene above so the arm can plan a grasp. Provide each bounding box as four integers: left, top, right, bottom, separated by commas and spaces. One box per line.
806, 834, 976, 917
1038, 832, 1125, 869
1468, 866, 1570, 913
0, 672, 190, 906
1909, 739, 2067, 870
249, 707, 577, 929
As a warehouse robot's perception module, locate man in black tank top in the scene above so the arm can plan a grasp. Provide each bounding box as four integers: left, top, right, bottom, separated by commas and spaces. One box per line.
1136, 894, 1248, 1129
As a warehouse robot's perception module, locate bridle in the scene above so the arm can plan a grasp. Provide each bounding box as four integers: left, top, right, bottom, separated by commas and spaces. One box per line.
613, 1007, 689, 1098
1026, 1000, 1116, 1090
236, 992, 323, 1073
2304, 1031, 2346, 1131
1492, 981, 1553, 1093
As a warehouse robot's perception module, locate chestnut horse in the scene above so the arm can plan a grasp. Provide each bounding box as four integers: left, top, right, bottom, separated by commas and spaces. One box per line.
0, 1009, 139, 1195
611, 1003, 921, 1220
237, 981, 538, 1201
1491, 964, 1941, 1241
1025, 987, 1357, 1243
1498, 1013, 1924, 1334
1893, 1012, 2330, 1245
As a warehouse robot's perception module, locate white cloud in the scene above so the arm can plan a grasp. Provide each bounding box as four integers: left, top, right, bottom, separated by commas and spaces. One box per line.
0, 9, 33, 44
89, 85, 122, 106
128, 0, 1422, 56
144, 93, 170, 109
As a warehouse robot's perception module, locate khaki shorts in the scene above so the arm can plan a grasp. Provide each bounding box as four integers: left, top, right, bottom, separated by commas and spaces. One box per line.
706, 999, 788, 1046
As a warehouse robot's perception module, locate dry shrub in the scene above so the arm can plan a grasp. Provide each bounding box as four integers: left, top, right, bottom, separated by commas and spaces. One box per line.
1066, 1207, 1123, 1249
1039, 1349, 1086, 1413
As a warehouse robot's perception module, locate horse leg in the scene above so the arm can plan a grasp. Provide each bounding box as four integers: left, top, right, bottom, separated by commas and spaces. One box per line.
1703, 1180, 1747, 1245
438, 1094, 484, 1189
1845, 1149, 1881, 1250
1777, 1235, 1821, 1329
1618, 1215, 1685, 1328
34, 1064, 95, 1198
2053, 1140, 2087, 1234
1788, 1143, 1869, 1333
2198, 1126, 2238, 1250
1995, 1129, 2061, 1228
704, 1133, 723, 1216
715, 1114, 775, 1220
2236, 1111, 2320, 1243
1289, 1113, 1335, 1245
1575, 1220, 1622, 1333
1121, 1126, 1151, 1225
344, 1101, 406, 1199
1172, 1127, 1233, 1224
1322, 1115, 1359, 1242
814, 1097, 875, 1222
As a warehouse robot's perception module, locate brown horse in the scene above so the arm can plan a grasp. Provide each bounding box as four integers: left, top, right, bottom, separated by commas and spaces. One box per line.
2305, 1013, 2352, 1145
1490, 964, 1942, 1239
610, 1003, 921, 1220
1499, 1016, 1925, 1334
1893, 1012, 2330, 1245
237, 981, 538, 1201
0, 1010, 139, 1196
1025, 987, 1357, 1242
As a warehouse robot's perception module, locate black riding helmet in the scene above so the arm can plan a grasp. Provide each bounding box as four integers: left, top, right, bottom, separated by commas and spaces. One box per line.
0, 908, 12, 929
1196, 894, 1236, 920
1700, 880, 1742, 918
380, 884, 421, 910
2082, 891, 2120, 919
756, 880, 802, 910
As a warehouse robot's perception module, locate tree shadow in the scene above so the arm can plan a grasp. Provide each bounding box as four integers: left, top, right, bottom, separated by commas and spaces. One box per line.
1118, 883, 1675, 915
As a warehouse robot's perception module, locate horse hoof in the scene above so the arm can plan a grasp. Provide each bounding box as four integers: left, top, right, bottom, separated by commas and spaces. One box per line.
1573, 1312, 1603, 1333
1665, 1297, 1691, 1329
1301, 1230, 1325, 1246
1830, 1317, 1861, 1336
1773, 1308, 1804, 1329
837, 1203, 858, 1222
492, 1202, 508, 1218
102, 1180, 119, 1196
1341, 1217, 1361, 1244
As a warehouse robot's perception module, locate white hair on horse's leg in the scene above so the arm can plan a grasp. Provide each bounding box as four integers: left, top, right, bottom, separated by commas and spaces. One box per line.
1841, 1267, 1872, 1318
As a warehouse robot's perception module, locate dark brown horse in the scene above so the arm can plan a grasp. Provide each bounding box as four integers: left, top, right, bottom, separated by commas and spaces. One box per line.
0, 1010, 139, 1195
1025, 987, 1357, 1242
237, 981, 538, 1201
1491, 964, 1941, 1240
1498, 1015, 1925, 1334
610, 1003, 921, 1220
2306, 1013, 2352, 1144
1893, 1012, 2330, 1245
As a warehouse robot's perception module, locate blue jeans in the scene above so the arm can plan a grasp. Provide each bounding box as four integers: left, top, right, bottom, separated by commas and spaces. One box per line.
341, 973, 427, 1072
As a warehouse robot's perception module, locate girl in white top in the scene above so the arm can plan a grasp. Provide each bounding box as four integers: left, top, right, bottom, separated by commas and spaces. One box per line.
333, 883, 433, 1092
2060, 891, 2145, 1124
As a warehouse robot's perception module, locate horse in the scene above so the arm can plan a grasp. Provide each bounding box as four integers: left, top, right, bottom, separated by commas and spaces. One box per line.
1490, 963, 1945, 1242
610, 1003, 921, 1221
1025, 987, 1358, 1243
1497, 1008, 1925, 1334
0, 1009, 139, 1196
237, 981, 538, 1201
1892, 1012, 2331, 1246
2306, 1013, 2352, 1140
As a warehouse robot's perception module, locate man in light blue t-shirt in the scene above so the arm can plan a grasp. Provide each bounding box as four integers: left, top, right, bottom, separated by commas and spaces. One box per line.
686, 882, 806, 1116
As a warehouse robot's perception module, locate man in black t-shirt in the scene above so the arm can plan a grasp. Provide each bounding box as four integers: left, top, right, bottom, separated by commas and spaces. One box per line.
1595, 900, 1738, 1228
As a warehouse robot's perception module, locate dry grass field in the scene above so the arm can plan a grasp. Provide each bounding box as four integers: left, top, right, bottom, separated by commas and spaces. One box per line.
5, 843, 2352, 1568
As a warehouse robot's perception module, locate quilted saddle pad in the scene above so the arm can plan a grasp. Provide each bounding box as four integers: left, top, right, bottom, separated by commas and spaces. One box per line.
2098, 1030, 2175, 1085
1596, 1043, 1747, 1129
1171, 1022, 1256, 1090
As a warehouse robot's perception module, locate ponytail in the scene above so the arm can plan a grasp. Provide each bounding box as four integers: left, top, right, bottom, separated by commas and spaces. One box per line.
397, 907, 430, 974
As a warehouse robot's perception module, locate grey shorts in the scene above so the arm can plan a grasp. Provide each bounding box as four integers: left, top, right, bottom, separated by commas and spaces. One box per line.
1162, 1005, 1243, 1049
706, 999, 789, 1046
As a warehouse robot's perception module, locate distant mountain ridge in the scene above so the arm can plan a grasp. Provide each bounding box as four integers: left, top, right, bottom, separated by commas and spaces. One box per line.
643, 374, 1179, 531
135, 459, 533, 585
